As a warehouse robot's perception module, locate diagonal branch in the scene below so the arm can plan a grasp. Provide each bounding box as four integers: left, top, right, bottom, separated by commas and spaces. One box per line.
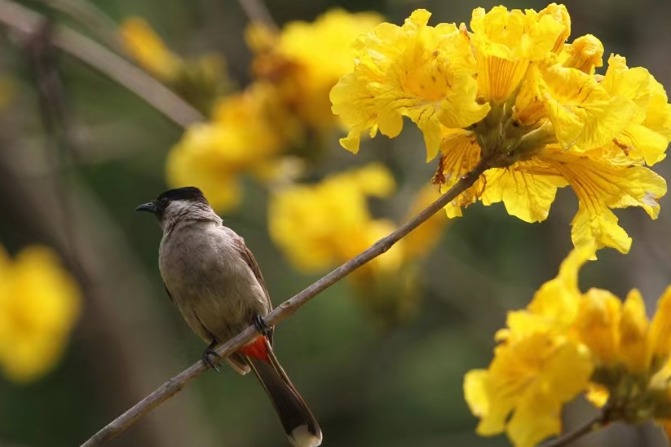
541, 410, 610, 447
237, 0, 278, 33
0, 0, 203, 127
79, 157, 491, 447
37, 0, 124, 52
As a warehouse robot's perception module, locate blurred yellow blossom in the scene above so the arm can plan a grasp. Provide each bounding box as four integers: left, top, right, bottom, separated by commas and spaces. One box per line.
269, 163, 397, 273
166, 86, 286, 211
0, 245, 81, 383
269, 164, 444, 325
465, 248, 671, 446
166, 9, 382, 212
250, 9, 383, 134
120, 17, 181, 79
331, 4, 671, 254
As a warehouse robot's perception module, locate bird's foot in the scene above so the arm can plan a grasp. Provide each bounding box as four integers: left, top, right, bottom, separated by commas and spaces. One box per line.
202, 342, 221, 372
253, 314, 272, 338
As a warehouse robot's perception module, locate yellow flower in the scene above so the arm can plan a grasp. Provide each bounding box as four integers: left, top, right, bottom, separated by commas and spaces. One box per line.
330, 9, 490, 159
560, 34, 604, 74
250, 9, 382, 133
466, 248, 593, 447
333, 5, 671, 254
166, 86, 286, 211
648, 286, 671, 367
120, 17, 181, 79
572, 286, 671, 426
574, 288, 622, 365
269, 163, 397, 273
269, 164, 447, 325
0, 246, 81, 383
470, 4, 570, 103
467, 249, 671, 445
464, 247, 587, 445
465, 334, 592, 447
618, 289, 650, 373
435, 57, 667, 254
601, 55, 671, 166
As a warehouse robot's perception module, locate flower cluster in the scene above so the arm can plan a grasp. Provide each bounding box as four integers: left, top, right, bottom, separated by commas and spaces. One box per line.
0, 245, 81, 383
464, 248, 671, 447
331, 4, 671, 254
269, 164, 445, 325
159, 10, 382, 212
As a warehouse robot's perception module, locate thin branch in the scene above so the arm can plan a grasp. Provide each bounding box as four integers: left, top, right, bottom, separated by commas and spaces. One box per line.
36, 0, 124, 52
80, 157, 491, 447
237, 0, 278, 33
541, 412, 608, 447
0, 0, 203, 128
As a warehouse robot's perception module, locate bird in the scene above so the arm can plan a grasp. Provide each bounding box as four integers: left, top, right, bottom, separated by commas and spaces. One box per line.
136, 186, 322, 447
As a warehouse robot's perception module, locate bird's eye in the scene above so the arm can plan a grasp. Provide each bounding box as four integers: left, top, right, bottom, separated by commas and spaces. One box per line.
158, 198, 169, 209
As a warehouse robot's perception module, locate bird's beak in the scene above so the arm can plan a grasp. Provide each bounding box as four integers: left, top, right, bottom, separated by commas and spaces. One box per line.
136, 201, 158, 213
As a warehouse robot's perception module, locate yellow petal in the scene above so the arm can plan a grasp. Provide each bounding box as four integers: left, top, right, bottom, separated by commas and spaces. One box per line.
545, 149, 667, 253
618, 289, 651, 373
541, 64, 639, 150
435, 129, 483, 218
470, 4, 570, 102
119, 17, 181, 79
561, 34, 604, 74
484, 333, 591, 447
571, 204, 632, 254
464, 369, 508, 435
602, 55, 671, 166
331, 9, 490, 159
527, 247, 592, 325
507, 389, 562, 447
480, 162, 567, 223
574, 288, 622, 365
649, 286, 671, 365
330, 72, 380, 153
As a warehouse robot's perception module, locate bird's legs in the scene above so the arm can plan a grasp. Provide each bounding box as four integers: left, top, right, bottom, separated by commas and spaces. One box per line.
202, 340, 221, 373
253, 314, 272, 338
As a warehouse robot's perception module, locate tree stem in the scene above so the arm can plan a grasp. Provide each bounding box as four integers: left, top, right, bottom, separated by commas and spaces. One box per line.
541, 412, 608, 447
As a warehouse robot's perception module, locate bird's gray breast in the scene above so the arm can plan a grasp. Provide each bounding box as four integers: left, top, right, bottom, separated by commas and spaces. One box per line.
158, 222, 270, 343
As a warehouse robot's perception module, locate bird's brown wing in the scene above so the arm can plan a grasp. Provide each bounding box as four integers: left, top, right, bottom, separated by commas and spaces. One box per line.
232, 235, 274, 341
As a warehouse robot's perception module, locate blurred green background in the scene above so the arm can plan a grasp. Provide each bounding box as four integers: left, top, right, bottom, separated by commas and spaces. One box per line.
0, 0, 670, 446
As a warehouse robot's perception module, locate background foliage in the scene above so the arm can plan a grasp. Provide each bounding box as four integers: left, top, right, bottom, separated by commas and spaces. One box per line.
1, 0, 670, 446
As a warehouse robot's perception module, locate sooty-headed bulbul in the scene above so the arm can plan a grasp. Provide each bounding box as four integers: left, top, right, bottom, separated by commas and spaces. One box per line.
137, 186, 322, 447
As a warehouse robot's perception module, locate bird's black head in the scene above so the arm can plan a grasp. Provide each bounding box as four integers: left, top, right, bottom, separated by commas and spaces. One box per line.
136, 186, 209, 220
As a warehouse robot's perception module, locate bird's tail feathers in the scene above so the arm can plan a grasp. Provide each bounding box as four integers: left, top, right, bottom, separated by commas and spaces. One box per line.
245, 337, 322, 447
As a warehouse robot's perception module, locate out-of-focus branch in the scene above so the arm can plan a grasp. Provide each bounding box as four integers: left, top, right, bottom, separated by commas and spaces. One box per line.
541, 412, 608, 447
237, 0, 278, 32
0, 0, 203, 127
80, 157, 491, 447
37, 0, 123, 52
